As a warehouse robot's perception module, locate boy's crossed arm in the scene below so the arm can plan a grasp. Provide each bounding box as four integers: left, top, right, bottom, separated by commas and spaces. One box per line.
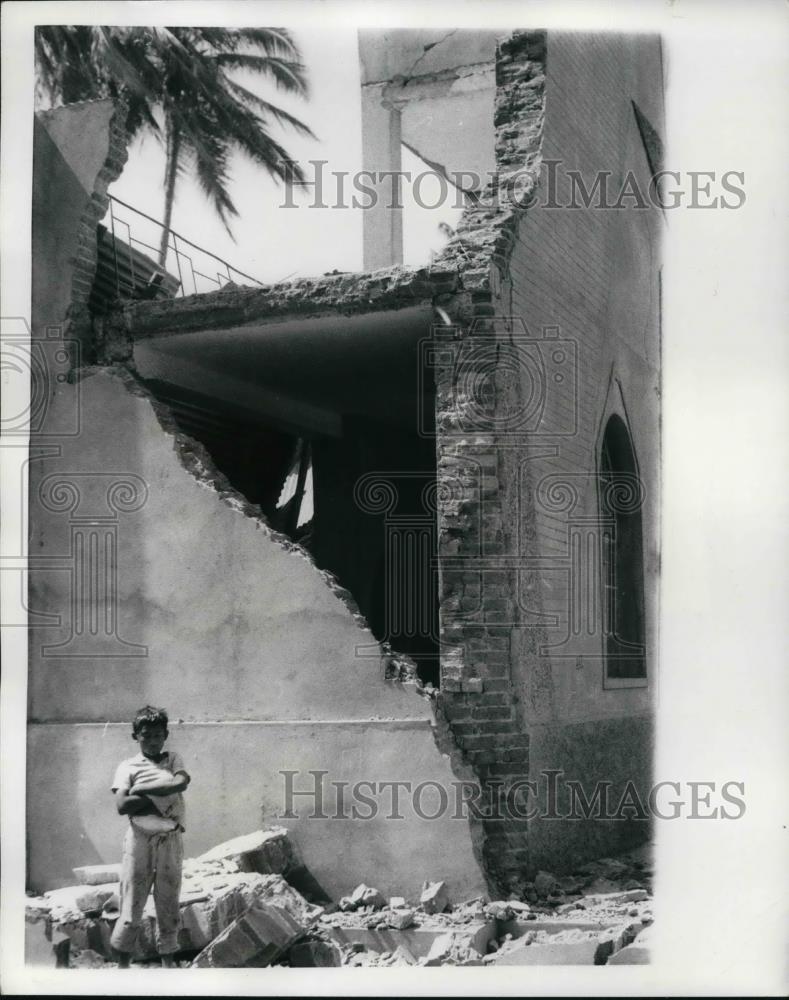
114, 766, 190, 815
114, 787, 155, 816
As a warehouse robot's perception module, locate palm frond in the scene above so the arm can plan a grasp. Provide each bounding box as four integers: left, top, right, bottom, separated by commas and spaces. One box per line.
212, 53, 309, 95
224, 78, 316, 139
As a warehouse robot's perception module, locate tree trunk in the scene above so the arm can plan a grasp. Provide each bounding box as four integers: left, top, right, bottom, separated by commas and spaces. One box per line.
158, 119, 181, 269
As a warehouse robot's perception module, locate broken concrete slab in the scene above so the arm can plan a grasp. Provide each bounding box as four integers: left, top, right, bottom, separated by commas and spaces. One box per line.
168, 872, 321, 959
197, 828, 294, 876
607, 940, 651, 964
488, 937, 611, 966
489, 940, 596, 966
25, 915, 70, 968
498, 918, 618, 939
191, 901, 305, 968
606, 925, 652, 965
43, 883, 118, 919
420, 880, 449, 914
322, 918, 495, 959
73, 863, 121, 886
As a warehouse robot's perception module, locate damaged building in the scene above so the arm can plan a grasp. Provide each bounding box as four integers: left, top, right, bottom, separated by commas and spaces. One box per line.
27, 28, 662, 905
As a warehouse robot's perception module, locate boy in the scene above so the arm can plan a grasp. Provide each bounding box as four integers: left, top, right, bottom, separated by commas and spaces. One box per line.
110, 706, 190, 968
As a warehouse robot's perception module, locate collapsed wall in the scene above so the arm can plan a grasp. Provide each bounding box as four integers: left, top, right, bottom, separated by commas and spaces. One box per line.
27, 98, 487, 900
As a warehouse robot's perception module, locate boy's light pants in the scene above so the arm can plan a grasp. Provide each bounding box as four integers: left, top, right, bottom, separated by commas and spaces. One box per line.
110, 825, 183, 955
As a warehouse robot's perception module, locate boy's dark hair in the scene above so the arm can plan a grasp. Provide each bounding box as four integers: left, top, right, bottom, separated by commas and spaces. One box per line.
132, 705, 169, 736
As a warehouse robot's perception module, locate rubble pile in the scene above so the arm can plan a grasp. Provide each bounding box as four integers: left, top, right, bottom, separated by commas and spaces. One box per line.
25, 834, 654, 968
25, 827, 322, 969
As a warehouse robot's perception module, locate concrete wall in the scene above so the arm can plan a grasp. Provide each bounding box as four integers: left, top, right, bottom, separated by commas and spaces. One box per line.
30, 716, 482, 904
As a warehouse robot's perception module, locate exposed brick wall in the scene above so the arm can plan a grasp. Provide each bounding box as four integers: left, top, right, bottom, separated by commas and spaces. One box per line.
63, 99, 130, 365
431, 32, 548, 895
432, 29, 661, 888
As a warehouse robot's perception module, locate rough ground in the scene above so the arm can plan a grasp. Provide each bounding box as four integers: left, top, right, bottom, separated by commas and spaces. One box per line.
25, 830, 653, 969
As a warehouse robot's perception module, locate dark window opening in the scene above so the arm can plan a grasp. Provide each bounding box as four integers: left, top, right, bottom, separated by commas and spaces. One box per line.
600, 414, 646, 681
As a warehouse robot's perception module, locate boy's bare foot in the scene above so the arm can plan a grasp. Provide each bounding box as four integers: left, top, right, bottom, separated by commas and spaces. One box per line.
116, 952, 131, 969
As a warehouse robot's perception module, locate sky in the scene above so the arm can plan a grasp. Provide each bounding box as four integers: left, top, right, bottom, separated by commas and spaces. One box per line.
103, 25, 464, 288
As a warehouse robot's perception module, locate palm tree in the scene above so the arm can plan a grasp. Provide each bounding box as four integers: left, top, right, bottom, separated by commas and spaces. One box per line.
35, 26, 314, 266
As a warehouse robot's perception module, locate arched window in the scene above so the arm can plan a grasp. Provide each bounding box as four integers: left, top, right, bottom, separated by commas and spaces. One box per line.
600, 415, 646, 681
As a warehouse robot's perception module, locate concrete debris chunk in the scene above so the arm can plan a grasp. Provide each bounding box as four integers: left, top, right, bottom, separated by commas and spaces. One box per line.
421, 931, 484, 967
73, 863, 122, 886
339, 883, 385, 912
45, 870, 320, 963
389, 896, 407, 909
387, 907, 415, 930
197, 828, 295, 876
485, 900, 515, 921
360, 886, 386, 910
419, 880, 449, 914
175, 872, 322, 958
192, 900, 305, 967
75, 884, 119, 915
288, 938, 343, 967
70, 948, 107, 969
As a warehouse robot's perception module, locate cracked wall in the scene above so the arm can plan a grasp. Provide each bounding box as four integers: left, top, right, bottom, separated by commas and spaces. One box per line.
27, 102, 488, 902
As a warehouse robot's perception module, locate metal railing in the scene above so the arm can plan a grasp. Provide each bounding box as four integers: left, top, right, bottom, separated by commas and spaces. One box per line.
106, 194, 265, 300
